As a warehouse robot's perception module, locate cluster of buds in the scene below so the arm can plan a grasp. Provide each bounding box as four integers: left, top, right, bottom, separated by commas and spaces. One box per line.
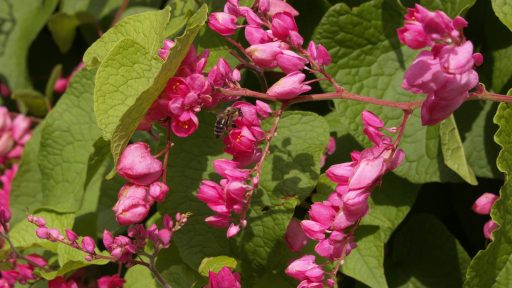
140, 40, 241, 137
114, 142, 169, 225
206, 267, 241, 288
209, 0, 332, 101
398, 4, 483, 125
472, 192, 499, 240
30, 212, 188, 264
197, 101, 272, 237
286, 111, 405, 286
0, 107, 31, 165
0, 254, 47, 287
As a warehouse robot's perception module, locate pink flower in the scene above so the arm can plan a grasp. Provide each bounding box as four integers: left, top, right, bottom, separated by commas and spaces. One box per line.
171, 111, 199, 137
483, 220, 498, 240
245, 25, 272, 45
227, 223, 241, 238
267, 72, 311, 100
117, 142, 163, 185
271, 12, 303, 46
113, 185, 152, 225
81, 236, 96, 254
158, 39, 175, 60
255, 100, 272, 118
276, 50, 307, 74
209, 12, 239, 36
246, 42, 283, 68
307, 41, 331, 66
97, 274, 125, 288
285, 255, 325, 283
103, 230, 136, 262
472, 192, 498, 215
267, 0, 299, 17
285, 218, 309, 252
207, 267, 241, 288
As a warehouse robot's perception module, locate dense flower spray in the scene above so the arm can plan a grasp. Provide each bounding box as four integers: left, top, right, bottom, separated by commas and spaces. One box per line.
398, 4, 483, 125
286, 111, 404, 286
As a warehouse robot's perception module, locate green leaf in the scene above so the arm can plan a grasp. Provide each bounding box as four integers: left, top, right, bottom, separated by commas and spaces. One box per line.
11, 89, 47, 117
45, 64, 63, 104
464, 97, 512, 287
48, 12, 80, 53
156, 243, 206, 288
93, 6, 208, 174
343, 173, 419, 288
83, 8, 171, 68
0, 0, 58, 89
198, 256, 238, 276
420, 0, 476, 17
386, 214, 470, 287
39, 68, 104, 213
313, 0, 466, 183
492, 0, 512, 31
125, 265, 157, 288
259, 111, 330, 200
159, 112, 230, 269
9, 210, 74, 251
238, 194, 297, 282
10, 124, 44, 225
440, 115, 478, 185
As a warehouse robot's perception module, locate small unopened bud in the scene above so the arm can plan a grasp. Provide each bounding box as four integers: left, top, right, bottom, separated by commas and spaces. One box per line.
226, 223, 240, 238
66, 229, 78, 242
36, 227, 48, 239
81, 236, 96, 254
85, 255, 93, 262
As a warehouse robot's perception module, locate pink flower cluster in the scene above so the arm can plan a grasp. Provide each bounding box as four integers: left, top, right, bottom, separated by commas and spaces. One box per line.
285, 255, 334, 288
398, 4, 483, 125
114, 142, 169, 225
286, 111, 405, 286
0, 107, 31, 165
197, 101, 272, 237
206, 267, 241, 288
0, 254, 47, 287
208, 0, 332, 100
141, 41, 241, 137
472, 192, 499, 240
30, 213, 187, 263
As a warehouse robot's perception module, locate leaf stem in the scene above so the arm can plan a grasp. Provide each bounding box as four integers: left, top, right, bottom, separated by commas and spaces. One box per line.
111, 0, 130, 27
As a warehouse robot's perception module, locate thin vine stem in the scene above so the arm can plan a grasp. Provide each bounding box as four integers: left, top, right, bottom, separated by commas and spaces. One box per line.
239, 104, 286, 226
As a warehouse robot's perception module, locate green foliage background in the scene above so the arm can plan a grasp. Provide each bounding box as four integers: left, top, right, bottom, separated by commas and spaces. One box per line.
0, 0, 511, 287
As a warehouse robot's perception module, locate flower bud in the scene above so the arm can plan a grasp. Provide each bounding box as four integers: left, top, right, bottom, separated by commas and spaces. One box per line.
276, 50, 307, 74
81, 236, 96, 254
267, 72, 311, 100
117, 142, 163, 185
472, 192, 498, 215
246, 42, 283, 68
149, 181, 169, 203
113, 196, 151, 226
285, 218, 309, 252
209, 12, 238, 36
483, 220, 498, 240
35, 227, 49, 239
65, 229, 78, 243
227, 223, 241, 238
97, 275, 125, 288
54, 78, 69, 94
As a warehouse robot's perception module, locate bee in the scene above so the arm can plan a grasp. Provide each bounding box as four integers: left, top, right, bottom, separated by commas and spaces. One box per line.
214, 107, 242, 138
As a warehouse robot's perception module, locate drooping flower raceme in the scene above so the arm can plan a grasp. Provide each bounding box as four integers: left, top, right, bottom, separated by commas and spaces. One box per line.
197, 101, 272, 237
398, 4, 483, 125
206, 267, 242, 288
286, 111, 405, 286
